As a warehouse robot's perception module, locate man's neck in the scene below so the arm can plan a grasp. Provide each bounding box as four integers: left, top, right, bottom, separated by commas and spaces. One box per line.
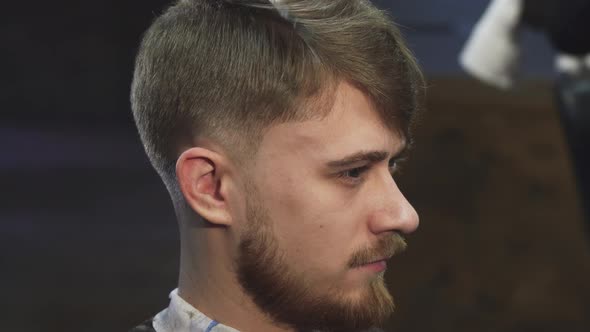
178, 228, 294, 332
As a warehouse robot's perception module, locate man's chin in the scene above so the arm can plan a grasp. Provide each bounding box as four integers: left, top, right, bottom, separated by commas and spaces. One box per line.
238, 265, 394, 332
305, 279, 395, 331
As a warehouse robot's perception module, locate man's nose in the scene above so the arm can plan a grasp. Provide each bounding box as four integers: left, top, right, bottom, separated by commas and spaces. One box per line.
368, 172, 419, 235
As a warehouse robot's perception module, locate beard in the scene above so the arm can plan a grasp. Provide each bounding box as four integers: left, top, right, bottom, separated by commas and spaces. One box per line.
235, 184, 407, 332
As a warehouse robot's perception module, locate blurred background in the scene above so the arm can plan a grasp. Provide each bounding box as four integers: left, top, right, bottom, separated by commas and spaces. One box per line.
2, 0, 590, 331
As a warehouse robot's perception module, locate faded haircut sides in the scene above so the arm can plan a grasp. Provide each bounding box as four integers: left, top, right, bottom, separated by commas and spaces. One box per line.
130, 0, 425, 198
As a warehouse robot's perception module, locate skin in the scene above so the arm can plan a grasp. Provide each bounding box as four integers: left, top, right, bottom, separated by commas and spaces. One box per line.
175, 81, 419, 332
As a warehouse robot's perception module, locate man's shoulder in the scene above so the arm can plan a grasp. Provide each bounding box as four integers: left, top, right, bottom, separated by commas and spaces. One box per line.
128, 318, 156, 332
126, 317, 385, 332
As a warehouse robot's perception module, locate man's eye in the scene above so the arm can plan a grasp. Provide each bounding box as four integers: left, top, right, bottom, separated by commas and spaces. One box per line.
340, 166, 369, 180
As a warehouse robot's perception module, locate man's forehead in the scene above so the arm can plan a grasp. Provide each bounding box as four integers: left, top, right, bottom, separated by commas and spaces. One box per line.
281, 121, 405, 161
261, 83, 405, 161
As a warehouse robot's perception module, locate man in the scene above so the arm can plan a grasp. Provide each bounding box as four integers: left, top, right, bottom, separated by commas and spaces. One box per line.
129, 0, 425, 331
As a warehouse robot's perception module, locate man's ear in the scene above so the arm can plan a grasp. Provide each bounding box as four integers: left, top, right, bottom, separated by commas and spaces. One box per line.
176, 147, 233, 226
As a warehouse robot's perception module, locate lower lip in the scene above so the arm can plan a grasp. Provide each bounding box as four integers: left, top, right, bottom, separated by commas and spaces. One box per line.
359, 260, 387, 272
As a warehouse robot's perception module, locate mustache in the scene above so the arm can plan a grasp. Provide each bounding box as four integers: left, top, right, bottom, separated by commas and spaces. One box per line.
348, 233, 407, 268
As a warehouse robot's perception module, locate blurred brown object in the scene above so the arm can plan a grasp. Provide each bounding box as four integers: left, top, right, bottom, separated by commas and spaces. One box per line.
387, 77, 590, 332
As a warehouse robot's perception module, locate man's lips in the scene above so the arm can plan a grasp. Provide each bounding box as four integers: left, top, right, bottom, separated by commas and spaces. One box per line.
366, 256, 390, 265
352, 255, 391, 272
358, 259, 387, 272
348, 233, 407, 270
351, 254, 392, 268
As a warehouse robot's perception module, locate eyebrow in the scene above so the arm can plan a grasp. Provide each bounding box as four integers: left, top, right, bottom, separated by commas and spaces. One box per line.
326, 144, 408, 169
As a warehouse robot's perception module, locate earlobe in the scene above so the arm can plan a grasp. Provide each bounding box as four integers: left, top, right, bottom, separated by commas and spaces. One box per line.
176, 147, 232, 226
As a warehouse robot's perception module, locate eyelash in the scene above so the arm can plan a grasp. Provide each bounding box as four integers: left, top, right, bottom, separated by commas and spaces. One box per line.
338, 159, 404, 185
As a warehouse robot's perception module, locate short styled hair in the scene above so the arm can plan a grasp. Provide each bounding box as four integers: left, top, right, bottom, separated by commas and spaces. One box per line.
131, 0, 425, 194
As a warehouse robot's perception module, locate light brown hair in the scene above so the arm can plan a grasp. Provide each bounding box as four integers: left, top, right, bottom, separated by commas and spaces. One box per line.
131, 0, 425, 193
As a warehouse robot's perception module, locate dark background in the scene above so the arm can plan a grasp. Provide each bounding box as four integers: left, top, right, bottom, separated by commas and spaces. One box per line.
2, 1, 590, 331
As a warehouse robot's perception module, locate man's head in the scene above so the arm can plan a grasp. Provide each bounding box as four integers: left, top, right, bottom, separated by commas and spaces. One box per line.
131, 0, 424, 331
234, 81, 419, 332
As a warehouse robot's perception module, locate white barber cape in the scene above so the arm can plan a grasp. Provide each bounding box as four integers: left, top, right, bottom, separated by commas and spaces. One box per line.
152, 289, 239, 332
